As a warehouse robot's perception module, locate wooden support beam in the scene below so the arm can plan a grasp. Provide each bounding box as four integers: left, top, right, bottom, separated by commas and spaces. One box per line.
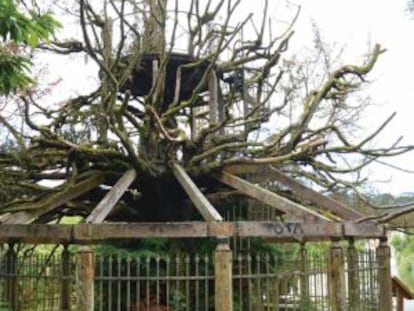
224, 164, 365, 221
215, 171, 331, 222
86, 169, 136, 224
215, 240, 233, 311
172, 163, 223, 222
378, 238, 392, 311
328, 240, 347, 311
61, 245, 72, 311
6, 243, 18, 310
0, 221, 385, 243
77, 246, 95, 311
347, 239, 360, 311
344, 222, 385, 238
2, 174, 104, 224
299, 243, 310, 308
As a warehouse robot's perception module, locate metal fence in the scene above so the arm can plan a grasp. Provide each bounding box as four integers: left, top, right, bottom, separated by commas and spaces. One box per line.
0, 244, 381, 311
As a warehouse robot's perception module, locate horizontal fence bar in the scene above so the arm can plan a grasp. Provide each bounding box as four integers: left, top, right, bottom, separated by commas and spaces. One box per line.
0, 221, 385, 244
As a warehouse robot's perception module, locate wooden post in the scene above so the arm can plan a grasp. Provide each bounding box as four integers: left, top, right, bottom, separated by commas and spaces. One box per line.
377, 238, 392, 311
299, 243, 310, 308
328, 240, 347, 311
215, 238, 233, 311
77, 246, 95, 311
61, 245, 71, 311
6, 243, 18, 310
396, 290, 404, 311
347, 239, 360, 311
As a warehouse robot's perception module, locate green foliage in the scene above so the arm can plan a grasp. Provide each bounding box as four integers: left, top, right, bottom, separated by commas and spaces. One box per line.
94, 238, 172, 258
392, 233, 414, 290
0, 0, 61, 95
0, 51, 32, 94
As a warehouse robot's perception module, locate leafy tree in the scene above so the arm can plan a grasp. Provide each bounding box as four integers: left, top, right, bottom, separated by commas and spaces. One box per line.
0, 0, 411, 223
0, 0, 60, 94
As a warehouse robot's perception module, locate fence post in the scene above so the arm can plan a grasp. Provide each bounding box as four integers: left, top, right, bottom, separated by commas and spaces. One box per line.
214, 237, 233, 311
328, 239, 347, 311
377, 238, 392, 311
61, 244, 71, 311
299, 242, 310, 308
77, 245, 95, 311
6, 243, 18, 310
347, 239, 360, 311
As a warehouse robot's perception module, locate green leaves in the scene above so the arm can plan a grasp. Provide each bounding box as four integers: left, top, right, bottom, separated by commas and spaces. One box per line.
0, 0, 61, 94
0, 49, 33, 94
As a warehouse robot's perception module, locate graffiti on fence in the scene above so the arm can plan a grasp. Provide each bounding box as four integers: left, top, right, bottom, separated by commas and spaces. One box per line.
264, 222, 304, 235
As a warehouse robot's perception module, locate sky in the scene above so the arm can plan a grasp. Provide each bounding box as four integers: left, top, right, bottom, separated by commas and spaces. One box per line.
291, 0, 414, 195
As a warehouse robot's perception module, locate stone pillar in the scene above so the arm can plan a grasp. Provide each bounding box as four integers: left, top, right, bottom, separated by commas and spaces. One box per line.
328, 240, 347, 311
347, 239, 360, 311
377, 238, 392, 311
214, 238, 233, 311
77, 245, 95, 311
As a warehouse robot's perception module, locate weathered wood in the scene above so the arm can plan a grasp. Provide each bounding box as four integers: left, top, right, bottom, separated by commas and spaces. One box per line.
74, 222, 208, 241
0, 221, 386, 243
0, 224, 73, 243
347, 239, 360, 311
6, 243, 18, 310
344, 222, 385, 238
77, 246, 95, 311
378, 238, 392, 311
172, 163, 223, 222
237, 221, 342, 240
215, 171, 331, 222
2, 174, 104, 224
397, 291, 404, 311
86, 169, 136, 224
61, 245, 72, 311
0, 221, 377, 242
214, 241, 233, 311
392, 276, 414, 311
299, 243, 310, 308
328, 240, 347, 311
224, 164, 365, 221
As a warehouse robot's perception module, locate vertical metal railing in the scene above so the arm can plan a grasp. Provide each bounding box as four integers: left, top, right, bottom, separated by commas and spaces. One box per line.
0, 243, 384, 311
94, 252, 214, 311
345, 248, 380, 311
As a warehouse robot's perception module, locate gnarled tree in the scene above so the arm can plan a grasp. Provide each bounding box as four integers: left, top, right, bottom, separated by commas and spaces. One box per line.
0, 0, 411, 224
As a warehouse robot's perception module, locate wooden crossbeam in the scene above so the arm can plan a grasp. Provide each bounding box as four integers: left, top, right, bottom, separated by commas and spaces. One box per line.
223, 164, 365, 221
86, 169, 136, 224
0, 221, 385, 244
2, 174, 105, 224
172, 163, 222, 221
215, 171, 332, 222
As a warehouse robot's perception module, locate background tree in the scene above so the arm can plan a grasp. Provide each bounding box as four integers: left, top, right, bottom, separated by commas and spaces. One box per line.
0, 0, 60, 94
0, 0, 412, 223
